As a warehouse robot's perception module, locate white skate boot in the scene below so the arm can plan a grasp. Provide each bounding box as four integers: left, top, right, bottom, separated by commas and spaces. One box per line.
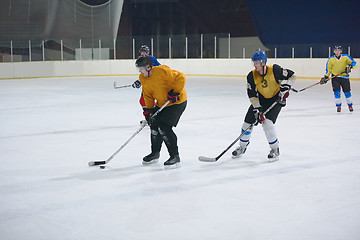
267, 148, 280, 162
232, 143, 249, 159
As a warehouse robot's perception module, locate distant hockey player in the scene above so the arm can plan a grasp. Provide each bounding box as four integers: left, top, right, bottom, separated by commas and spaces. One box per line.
133, 45, 161, 122
232, 51, 296, 162
320, 46, 357, 112
139, 45, 161, 65
135, 55, 187, 169
132, 45, 161, 89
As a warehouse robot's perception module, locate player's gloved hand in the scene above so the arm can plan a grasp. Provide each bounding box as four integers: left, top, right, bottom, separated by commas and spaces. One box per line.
345, 65, 353, 74
278, 84, 291, 106
167, 89, 180, 103
132, 80, 141, 88
143, 109, 150, 122
320, 76, 329, 85
144, 107, 158, 126
253, 107, 264, 126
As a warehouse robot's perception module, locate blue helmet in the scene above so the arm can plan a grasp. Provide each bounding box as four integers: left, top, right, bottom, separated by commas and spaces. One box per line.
251, 51, 267, 63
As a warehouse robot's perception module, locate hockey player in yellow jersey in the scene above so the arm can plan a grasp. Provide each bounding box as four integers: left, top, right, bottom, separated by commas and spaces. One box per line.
320, 46, 357, 112
135, 55, 187, 169
232, 51, 296, 162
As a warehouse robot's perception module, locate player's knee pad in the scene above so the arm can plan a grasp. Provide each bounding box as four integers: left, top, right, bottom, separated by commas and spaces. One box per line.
158, 123, 176, 143
262, 119, 274, 131
334, 90, 341, 99
344, 91, 352, 98
158, 123, 172, 134
262, 119, 278, 143
151, 129, 160, 136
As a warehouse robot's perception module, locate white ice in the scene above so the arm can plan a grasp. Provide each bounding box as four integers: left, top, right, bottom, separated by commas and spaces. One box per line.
1, 75, 360, 240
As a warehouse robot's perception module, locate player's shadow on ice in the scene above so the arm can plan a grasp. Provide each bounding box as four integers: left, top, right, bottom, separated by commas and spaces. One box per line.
51, 163, 165, 182
194, 157, 270, 172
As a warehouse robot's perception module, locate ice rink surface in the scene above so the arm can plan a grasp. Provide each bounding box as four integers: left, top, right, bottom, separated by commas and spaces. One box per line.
1, 75, 360, 240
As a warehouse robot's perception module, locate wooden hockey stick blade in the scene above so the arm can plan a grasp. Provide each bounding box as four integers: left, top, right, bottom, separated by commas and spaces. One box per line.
88, 160, 106, 166
198, 156, 217, 162
113, 81, 132, 89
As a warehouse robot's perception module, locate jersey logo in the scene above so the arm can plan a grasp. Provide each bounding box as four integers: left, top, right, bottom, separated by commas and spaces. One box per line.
247, 82, 252, 90
283, 69, 288, 77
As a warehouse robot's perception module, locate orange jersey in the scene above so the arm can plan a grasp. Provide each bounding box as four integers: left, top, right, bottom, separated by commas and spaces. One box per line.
139, 65, 187, 109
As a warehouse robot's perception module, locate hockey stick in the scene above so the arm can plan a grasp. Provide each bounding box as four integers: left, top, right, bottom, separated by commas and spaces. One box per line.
88, 100, 170, 166
198, 101, 278, 162
291, 71, 347, 93
114, 81, 132, 89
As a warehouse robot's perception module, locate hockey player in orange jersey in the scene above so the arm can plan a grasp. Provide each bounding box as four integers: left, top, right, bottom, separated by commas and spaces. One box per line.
135, 55, 187, 169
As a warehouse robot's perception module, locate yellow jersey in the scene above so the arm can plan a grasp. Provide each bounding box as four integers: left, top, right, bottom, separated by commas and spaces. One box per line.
325, 54, 357, 79
252, 65, 281, 99
139, 65, 187, 109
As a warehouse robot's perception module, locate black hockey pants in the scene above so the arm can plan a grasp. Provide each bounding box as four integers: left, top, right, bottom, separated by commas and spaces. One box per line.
149, 101, 187, 157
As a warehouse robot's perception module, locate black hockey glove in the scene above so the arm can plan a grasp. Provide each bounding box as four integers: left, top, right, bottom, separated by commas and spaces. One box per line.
143, 109, 150, 122
167, 89, 180, 103
320, 76, 329, 85
144, 107, 159, 126
132, 80, 141, 88
253, 107, 264, 126
345, 65, 353, 74
278, 84, 291, 106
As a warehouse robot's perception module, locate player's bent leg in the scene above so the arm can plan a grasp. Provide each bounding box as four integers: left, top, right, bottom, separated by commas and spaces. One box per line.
232, 122, 253, 159
344, 91, 353, 112
334, 90, 342, 112
158, 123, 180, 169
262, 119, 280, 162
143, 127, 162, 165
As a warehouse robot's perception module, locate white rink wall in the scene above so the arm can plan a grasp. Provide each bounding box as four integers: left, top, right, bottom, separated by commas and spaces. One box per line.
0, 58, 359, 80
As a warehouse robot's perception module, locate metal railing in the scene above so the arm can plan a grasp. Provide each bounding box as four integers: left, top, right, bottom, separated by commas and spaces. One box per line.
0, 33, 358, 62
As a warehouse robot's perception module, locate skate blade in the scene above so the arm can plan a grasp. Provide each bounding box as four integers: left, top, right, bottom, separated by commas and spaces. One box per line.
142, 159, 159, 165
231, 154, 243, 159
268, 156, 279, 163
164, 162, 181, 169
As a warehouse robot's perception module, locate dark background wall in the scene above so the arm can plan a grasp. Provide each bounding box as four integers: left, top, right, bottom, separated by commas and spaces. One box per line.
116, 0, 360, 57
247, 0, 360, 57
118, 0, 257, 37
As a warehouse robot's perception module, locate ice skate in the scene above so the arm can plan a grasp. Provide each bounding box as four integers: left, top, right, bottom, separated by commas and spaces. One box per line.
232, 143, 249, 159
267, 148, 280, 162
349, 106, 353, 112
337, 107, 341, 112
142, 152, 160, 165
164, 155, 180, 169
140, 119, 147, 125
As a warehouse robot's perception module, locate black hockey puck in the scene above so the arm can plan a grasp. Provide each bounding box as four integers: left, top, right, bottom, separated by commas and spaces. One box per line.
100, 166, 105, 169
